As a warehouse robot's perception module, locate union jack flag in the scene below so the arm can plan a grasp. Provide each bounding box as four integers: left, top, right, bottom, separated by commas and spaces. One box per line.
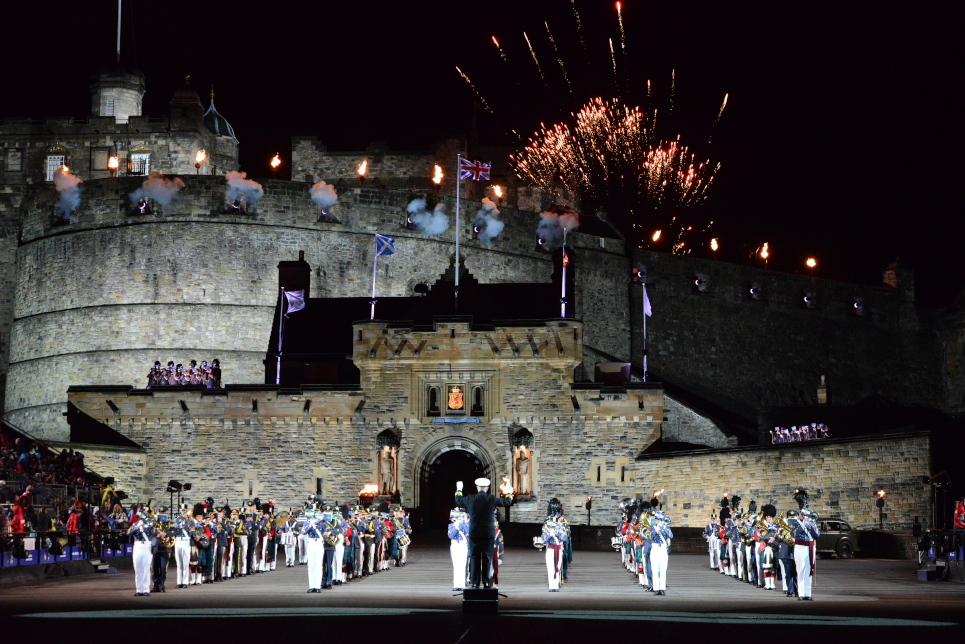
459, 158, 491, 181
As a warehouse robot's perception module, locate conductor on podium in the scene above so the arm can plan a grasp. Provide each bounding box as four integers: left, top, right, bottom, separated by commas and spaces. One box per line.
455, 478, 513, 589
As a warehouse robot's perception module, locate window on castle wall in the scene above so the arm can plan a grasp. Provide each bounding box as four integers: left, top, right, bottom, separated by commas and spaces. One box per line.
471, 386, 484, 416
5, 149, 23, 172
45, 155, 65, 181
106, 99, 115, 116
131, 153, 150, 176
427, 387, 440, 416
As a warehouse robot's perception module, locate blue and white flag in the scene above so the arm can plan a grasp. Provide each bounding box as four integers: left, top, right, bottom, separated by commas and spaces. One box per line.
284, 289, 305, 314
643, 285, 652, 317
375, 233, 397, 257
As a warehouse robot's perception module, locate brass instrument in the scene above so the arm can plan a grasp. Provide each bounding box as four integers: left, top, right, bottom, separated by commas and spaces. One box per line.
273, 510, 292, 530
774, 514, 794, 544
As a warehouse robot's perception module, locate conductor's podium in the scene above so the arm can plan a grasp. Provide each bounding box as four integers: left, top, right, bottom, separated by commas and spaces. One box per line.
462, 588, 499, 614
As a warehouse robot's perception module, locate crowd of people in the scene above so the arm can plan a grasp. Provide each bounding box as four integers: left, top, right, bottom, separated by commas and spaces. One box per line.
769, 424, 831, 443
1, 428, 92, 490
146, 359, 222, 388
125, 495, 412, 595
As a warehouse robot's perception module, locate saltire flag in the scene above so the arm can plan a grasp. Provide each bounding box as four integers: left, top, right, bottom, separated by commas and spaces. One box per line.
643, 284, 653, 317
375, 233, 397, 257
459, 158, 491, 181
284, 290, 305, 315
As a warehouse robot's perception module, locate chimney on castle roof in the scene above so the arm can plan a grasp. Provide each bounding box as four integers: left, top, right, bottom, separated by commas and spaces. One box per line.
277, 252, 311, 294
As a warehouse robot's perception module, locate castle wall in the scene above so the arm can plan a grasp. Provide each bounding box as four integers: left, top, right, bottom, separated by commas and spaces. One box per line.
7, 177, 628, 439
634, 432, 931, 530
0, 185, 24, 415
631, 250, 946, 420
67, 381, 664, 525
661, 395, 734, 448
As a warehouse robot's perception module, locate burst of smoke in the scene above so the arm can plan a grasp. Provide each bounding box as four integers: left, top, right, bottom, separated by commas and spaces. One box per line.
310, 180, 338, 209
225, 171, 264, 205
536, 210, 579, 251
473, 197, 505, 248
129, 172, 185, 207
406, 199, 449, 236
52, 167, 83, 220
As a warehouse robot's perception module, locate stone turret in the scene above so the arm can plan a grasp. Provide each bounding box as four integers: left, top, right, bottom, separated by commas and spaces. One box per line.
89, 67, 145, 124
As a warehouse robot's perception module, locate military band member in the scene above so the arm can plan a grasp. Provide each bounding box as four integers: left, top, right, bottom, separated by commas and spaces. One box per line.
778, 510, 798, 596
152, 505, 173, 593
448, 508, 470, 590
279, 513, 297, 567
792, 508, 820, 600
320, 505, 340, 589
147, 361, 162, 388
171, 503, 194, 588
454, 478, 514, 590
648, 511, 673, 595
759, 504, 779, 590
301, 509, 325, 592
363, 508, 378, 575
703, 513, 721, 570
244, 502, 258, 574
541, 512, 567, 591
128, 508, 156, 596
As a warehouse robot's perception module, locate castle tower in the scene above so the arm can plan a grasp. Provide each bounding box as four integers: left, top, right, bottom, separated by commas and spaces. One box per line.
89, 67, 145, 124
168, 76, 205, 131
202, 87, 240, 174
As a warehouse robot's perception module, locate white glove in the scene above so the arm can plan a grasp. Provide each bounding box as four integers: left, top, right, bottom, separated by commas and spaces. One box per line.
456, 481, 463, 491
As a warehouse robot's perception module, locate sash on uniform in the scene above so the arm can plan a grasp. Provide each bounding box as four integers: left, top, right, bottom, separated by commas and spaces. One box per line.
548, 543, 562, 574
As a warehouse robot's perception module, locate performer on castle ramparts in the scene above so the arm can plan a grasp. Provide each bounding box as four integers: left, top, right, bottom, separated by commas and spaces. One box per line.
454, 477, 513, 589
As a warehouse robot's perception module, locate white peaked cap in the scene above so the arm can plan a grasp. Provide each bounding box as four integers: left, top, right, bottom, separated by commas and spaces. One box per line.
475, 478, 491, 487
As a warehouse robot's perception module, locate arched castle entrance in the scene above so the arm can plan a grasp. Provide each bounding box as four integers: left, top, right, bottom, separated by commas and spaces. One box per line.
408, 432, 499, 528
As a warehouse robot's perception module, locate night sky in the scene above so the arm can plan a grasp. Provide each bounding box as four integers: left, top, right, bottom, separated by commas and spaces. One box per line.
3, 2, 961, 305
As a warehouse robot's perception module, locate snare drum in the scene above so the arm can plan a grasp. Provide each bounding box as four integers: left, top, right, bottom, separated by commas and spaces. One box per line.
398, 534, 411, 548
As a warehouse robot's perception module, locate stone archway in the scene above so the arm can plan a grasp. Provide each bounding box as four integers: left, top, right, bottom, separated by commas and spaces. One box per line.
406, 430, 501, 526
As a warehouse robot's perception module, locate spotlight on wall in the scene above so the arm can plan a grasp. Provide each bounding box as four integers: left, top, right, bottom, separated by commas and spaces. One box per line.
183, 483, 192, 491
179, 400, 189, 412
167, 480, 183, 491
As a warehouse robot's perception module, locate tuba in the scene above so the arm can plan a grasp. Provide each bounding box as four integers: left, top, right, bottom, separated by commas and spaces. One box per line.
774, 514, 794, 545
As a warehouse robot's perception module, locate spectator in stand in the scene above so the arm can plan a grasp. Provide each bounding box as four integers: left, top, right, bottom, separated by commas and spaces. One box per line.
0, 480, 16, 505
110, 504, 128, 529
955, 498, 965, 531
66, 507, 79, 537
0, 510, 12, 567
17, 485, 34, 512
9, 505, 24, 533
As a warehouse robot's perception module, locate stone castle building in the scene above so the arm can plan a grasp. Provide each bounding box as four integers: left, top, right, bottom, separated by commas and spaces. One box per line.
1, 67, 962, 529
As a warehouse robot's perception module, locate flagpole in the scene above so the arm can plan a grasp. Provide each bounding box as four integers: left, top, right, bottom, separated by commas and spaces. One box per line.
560, 230, 567, 318
454, 153, 461, 313
642, 282, 648, 382
276, 287, 286, 385
371, 234, 379, 320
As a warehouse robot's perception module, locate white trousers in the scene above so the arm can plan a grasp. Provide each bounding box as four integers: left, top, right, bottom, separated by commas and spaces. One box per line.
401, 543, 408, 564
259, 537, 269, 571
450, 540, 468, 588
285, 543, 296, 565
298, 534, 309, 563
222, 542, 233, 578
133, 541, 153, 594
306, 538, 323, 589
709, 537, 720, 568
334, 542, 345, 581
545, 546, 561, 590
794, 543, 813, 598
650, 544, 668, 591
238, 538, 249, 575
174, 538, 191, 586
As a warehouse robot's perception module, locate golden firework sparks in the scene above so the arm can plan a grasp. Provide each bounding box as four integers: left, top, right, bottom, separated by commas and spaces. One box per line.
710, 238, 718, 251
491, 35, 507, 61
806, 257, 817, 268
616, 2, 626, 51
609, 38, 617, 76
544, 21, 571, 89
571, 0, 587, 56
523, 32, 547, 84
652, 230, 661, 242
455, 66, 494, 114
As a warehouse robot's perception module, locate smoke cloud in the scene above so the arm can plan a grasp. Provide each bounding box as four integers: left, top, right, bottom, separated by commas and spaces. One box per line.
406, 198, 449, 236
536, 210, 579, 251
473, 197, 505, 248
310, 180, 338, 210
129, 172, 185, 207
52, 167, 83, 221
225, 171, 264, 205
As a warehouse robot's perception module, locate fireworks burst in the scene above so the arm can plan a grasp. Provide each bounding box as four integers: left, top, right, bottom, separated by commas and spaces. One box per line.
511, 98, 718, 251
609, 38, 617, 77
571, 0, 587, 57
524, 32, 547, 84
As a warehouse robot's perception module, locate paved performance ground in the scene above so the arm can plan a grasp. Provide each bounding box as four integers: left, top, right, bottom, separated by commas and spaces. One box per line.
3, 548, 964, 639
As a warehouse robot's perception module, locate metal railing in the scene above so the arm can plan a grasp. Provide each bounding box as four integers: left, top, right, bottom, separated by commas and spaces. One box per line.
0, 528, 132, 569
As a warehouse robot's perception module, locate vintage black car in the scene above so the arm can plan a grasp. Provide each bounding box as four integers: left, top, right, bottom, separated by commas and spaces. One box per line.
816, 517, 859, 559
